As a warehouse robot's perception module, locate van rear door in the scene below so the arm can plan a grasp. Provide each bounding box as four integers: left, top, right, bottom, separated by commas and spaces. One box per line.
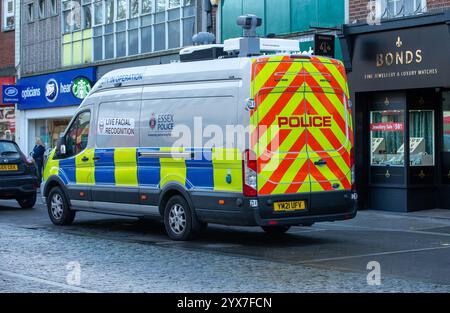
251, 56, 310, 196
251, 56, 352, 199
305, 63, 351, 193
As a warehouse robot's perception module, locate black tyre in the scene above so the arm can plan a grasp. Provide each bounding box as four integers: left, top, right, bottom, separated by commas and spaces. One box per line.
163, 195, 198, 241
17, 192, 37, 209
47, 187, 76, 226
261, 225, 291, 234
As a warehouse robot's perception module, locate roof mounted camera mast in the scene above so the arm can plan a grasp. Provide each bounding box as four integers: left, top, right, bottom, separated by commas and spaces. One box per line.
224, 15, 300, 57
236, 14, 262, 57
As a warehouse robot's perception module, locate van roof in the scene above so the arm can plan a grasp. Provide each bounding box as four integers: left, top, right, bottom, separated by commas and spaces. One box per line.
91, 57, 249, 94
90, 53, 343, 95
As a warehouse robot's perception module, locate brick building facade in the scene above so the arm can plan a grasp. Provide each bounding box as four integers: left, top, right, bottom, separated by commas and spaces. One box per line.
0, 0, 16, 140
0, 0, 15, 76
349, 0, 450, 23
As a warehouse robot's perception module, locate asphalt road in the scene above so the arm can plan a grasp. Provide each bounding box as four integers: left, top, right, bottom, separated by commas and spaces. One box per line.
1, 196, 450, 292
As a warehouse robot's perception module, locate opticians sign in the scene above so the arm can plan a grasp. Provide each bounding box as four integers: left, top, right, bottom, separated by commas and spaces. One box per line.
4, 67, 96, 110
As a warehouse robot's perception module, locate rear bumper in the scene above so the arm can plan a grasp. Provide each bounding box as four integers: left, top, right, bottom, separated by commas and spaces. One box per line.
0, 175, 38, 199
192, 190, 358, 227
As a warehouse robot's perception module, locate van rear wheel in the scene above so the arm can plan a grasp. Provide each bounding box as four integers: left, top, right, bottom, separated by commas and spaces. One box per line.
47, 187, 76, 226
164, 195, 196, 241
261, 225, 291, 234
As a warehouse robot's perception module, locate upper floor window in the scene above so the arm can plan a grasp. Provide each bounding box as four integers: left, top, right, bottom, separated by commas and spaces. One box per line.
38, 0, 45, 18
50, 0, 57, 15
141, 0, 152, 14
90, 0, 197, 61
130, 0, 138, 17
63, 0, 82, 32
2, 0, 15, 30
381, 0, 427, 19
168, 0, 180, 8
62, 0, 197, 65
27, 2, 34, 23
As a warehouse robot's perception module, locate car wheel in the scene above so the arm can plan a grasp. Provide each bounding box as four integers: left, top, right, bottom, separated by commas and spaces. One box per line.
17, 192, 37, 209
164, 195, 196, 241
261, 225, 291, 234
47, 187, 75, 226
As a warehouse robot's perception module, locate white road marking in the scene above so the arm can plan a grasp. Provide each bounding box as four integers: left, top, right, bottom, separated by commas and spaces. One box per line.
0, 269, 100, 293
317, 222, 450, 237
296, 245, 450, 264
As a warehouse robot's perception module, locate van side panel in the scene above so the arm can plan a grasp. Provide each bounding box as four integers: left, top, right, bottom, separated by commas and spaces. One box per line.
140, 83, 243, 194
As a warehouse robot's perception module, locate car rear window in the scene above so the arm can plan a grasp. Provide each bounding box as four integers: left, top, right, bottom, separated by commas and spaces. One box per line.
0, 141, 19, 156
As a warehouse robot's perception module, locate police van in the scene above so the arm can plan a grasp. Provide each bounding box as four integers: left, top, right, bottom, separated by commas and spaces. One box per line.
42, 16, 357, 240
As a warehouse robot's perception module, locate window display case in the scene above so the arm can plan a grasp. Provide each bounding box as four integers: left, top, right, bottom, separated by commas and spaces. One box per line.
370, 110, 405, 167
409, 110, 434, 166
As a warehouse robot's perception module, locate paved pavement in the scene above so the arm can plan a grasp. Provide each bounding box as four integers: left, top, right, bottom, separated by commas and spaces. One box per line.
0, 196, 449, 292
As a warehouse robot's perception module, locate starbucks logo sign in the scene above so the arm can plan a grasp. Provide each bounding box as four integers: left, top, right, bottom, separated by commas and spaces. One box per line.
71, 76, 92, 100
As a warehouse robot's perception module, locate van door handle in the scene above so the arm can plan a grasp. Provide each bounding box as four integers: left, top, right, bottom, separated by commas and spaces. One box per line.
314, 159, 327, 166
81, 156, 89, 162
92, 156, 100, 161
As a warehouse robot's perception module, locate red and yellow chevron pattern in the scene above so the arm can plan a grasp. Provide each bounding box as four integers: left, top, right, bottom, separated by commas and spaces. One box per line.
250, 55, 353, 195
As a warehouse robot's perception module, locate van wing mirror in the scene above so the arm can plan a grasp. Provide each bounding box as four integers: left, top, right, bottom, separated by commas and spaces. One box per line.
57, 137, 67, 156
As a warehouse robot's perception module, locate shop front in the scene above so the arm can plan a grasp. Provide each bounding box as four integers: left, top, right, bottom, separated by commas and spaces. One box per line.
15, 68, 96, 155
340, 11, 450, 212
0, 76, 16, 140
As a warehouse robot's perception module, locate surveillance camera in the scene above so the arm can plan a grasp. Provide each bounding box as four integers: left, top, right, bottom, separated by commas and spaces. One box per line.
237, 14, 262, 30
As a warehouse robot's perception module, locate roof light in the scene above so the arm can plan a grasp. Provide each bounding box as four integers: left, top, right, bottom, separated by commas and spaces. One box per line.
224, 37, 300, 54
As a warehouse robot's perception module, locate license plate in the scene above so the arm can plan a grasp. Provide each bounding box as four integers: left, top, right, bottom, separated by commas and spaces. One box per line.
0, 164, 18, 171
274, 200, 306, 212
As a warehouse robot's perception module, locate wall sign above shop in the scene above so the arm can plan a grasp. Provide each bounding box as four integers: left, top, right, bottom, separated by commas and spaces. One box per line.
10, 67, 96, 110
0, 77, 16, 106
346, 24, 450, 92
71, 76, 93, 100
314, 34, 335, 58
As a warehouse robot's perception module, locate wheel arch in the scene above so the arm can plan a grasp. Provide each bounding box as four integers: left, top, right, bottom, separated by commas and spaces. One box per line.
43, 176, 71, 206
158, 183, 195, 216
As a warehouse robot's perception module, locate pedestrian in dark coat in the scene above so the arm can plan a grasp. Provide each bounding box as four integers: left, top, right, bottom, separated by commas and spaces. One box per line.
32, 137, 45, 182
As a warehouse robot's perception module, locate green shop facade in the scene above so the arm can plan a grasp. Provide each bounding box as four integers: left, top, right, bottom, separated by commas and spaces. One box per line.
219, 0, 346, 59
340, 11, 450, 212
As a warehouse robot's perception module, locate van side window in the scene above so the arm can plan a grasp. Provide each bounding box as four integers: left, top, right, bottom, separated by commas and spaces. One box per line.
66, 111, 91, 157
96, 101, 140, 148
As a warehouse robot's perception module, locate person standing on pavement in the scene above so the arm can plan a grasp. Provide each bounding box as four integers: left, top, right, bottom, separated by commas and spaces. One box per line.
32, 137, 45, 182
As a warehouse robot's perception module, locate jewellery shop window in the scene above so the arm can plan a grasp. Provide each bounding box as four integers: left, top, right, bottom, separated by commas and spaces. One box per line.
443, 92, 450, 152
409, 110, 434, 166
370, 110, 405, 167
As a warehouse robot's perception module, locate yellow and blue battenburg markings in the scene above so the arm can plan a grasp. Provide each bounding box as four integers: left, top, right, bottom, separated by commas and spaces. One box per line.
45, 147, 243, 193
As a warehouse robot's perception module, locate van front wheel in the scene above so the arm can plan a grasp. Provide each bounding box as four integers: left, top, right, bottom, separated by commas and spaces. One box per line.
47, 187, 75, 226
164, 195, 195, 241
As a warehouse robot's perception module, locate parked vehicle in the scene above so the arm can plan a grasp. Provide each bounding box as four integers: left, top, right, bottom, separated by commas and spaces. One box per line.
0, 140, 38, 208
41, 20, 357, 240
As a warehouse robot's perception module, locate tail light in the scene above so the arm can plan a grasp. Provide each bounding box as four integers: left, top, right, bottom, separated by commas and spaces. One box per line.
242, 149, 257, 197
21, 153, 34, 166
350, 147, 355, 190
